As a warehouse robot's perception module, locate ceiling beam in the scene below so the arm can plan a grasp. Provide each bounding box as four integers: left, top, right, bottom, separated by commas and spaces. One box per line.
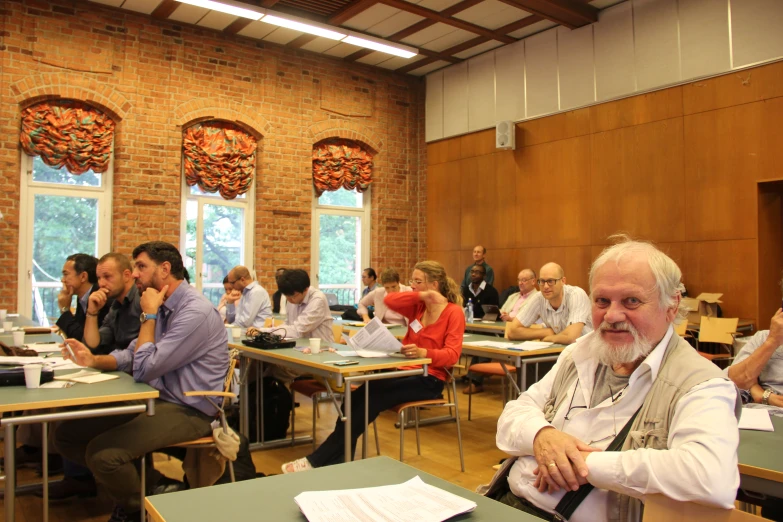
497, 0, 596, 29
224, 18, 253, 34
379, 0, 516, 43
328, 0, 382, 25
260, 0, 280, 6
288, 34, 318, 48
395, 15, 542, 74
151, 0, 180, 19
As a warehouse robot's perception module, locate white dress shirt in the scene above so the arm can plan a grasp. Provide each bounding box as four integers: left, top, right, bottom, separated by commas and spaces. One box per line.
357, 285, 411, 326
267, 287, 334, 342
225, 281, 272, 329
515, 284, 593, 336
496, 326, 739, 521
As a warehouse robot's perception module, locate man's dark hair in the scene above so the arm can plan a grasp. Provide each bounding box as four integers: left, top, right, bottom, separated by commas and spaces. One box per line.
278, 269, 310, 295
223, 275, 229, 284
363, 268, 377, 280
132, 242, 186, 280
66, 253, 98, 285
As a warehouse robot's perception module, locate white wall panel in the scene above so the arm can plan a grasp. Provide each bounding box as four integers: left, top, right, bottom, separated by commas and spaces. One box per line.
679, 0, 730, 79
731, 0, 783, 67
442, 63, 469, 136
594, 1, 636, 101
525, 29, 559, 117
467, 52, 496, 131
634, 0, 680, 90
557, 25, 596, 110
495, 40, 525, 122
426, 72, 444, 142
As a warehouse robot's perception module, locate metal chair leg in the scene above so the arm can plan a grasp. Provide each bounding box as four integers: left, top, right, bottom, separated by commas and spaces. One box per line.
451, 378, 465, 472
373, 420, 380, 455
468, 391, 472, 421
290, 388, 296, 446
311, 394, 318, 452
415, 408, 421, 455
398, 410, 405, 462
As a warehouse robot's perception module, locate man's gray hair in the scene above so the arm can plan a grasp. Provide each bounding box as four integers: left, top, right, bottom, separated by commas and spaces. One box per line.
589, 235, 686, 323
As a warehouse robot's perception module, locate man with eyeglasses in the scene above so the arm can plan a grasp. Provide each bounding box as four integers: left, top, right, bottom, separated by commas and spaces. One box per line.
489, 238, 740, 522
507, 262, 592, 345
500, 269, 539, 322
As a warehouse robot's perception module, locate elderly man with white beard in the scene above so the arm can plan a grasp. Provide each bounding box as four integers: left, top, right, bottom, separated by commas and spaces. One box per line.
490, 237, 741, 522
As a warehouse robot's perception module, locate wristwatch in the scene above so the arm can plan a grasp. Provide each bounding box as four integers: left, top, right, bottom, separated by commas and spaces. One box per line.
60, 306, 70, 313
762, 388, 774, 405
140, 312, 158, 323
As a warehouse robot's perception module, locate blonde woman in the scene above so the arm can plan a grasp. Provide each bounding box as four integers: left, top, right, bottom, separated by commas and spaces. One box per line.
283, 260, 465, 472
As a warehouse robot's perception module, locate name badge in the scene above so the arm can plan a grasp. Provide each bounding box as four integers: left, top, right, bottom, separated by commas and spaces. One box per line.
410, 319, 423, 333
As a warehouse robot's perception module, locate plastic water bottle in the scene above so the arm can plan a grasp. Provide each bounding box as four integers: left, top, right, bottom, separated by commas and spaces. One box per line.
466, 298, 474, 323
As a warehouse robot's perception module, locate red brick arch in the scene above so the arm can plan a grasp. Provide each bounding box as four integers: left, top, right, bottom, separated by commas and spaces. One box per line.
174, 99, 271, 139
308, 120, 383, 154
11, 73, 130, 121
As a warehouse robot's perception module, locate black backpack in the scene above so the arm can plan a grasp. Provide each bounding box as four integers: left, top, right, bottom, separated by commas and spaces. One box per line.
240, 377, 293, 442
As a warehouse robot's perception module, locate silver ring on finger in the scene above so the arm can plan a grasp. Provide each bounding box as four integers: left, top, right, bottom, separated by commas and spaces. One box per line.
547, 462, 557, 469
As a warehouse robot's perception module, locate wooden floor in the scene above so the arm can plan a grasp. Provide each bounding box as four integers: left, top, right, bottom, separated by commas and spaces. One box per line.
1, 376, 512, 522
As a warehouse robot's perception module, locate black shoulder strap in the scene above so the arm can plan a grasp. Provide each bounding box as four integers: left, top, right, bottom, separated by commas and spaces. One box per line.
552, 406, 642, 521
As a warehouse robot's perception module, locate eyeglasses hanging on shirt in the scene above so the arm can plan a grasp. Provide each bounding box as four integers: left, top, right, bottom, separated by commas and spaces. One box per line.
561, 379, 630, 444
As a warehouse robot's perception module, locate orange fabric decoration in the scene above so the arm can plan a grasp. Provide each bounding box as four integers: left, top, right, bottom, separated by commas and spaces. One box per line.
312, 139, 373, 196
20, 101, 115, 175
183, 121, 257, 199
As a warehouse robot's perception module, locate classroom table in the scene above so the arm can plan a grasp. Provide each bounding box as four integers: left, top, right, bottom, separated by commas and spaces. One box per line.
0, 369, 159, 522
232, 337, 430, 462
145, 455, 542, 522
738, 414, 783, 499
463, 320, 506, 335
461, 333, 565, 395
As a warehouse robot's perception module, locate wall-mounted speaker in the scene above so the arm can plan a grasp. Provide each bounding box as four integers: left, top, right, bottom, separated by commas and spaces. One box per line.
495, 120, 515, 150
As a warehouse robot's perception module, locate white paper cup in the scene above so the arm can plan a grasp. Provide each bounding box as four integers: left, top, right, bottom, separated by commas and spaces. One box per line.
232, 327, 241, 340
0, 309, 7, 320
309, 338, 321, 354
12, 330, 25, 346
24, 364, 42, 389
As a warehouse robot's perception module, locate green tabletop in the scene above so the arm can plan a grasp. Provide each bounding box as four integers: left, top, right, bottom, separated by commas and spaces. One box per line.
0, 370, 159, 413
462, 333, 565, 360
145, 456, 542, 522
738, 414, 783, 495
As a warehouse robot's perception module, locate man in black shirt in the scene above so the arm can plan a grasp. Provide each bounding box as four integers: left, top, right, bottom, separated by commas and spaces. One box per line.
56, 253, 111, 340
272, 267, 287, 313
461, 264, 499, 319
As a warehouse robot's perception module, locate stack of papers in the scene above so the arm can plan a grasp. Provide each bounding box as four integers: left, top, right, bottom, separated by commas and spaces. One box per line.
54, 370, 118, 384
0, 356, 82, 370
463, 340, 553, 351
294, 476, 476, 522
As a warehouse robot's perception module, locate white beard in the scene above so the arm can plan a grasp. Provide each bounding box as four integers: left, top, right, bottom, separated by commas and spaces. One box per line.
590, 321, 654, 367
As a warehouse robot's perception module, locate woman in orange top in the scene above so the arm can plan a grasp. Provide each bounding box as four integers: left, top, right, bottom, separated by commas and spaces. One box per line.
283, 260, 465, 472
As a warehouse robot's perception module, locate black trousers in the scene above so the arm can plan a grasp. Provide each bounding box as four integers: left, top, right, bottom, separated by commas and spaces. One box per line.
307, 375, 444, 467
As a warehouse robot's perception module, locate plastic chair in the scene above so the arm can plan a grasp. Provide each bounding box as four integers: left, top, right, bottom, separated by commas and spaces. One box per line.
467, 321, 518, 420
388, 368, 465, 472
168, 348, 240, 483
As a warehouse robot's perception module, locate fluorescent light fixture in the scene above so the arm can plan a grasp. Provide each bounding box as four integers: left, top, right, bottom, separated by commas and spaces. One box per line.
260, 14, 346, 40
175, 0, 263, 20
342, 34, 418, 59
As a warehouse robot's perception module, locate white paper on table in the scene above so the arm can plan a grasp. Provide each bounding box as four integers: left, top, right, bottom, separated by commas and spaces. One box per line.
26, 343, 63, 353
294, 476, 476, 522
512, 341, 555, 351
335, 350, 358, 357
347, 317, 402, 357
739, 408, 775, 431
0, 356, 48, 365
40, 381, 74, 389
44, 357, 84, 370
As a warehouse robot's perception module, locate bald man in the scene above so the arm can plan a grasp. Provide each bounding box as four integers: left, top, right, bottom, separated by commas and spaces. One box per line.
225, 265, 272, 329
507, 262, 592, 345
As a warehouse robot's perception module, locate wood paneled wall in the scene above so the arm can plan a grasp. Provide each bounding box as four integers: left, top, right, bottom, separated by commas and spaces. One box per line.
427, 60, 783, 329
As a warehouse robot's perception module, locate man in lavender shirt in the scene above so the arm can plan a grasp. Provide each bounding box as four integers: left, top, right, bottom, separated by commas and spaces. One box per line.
55, 241, 229, 522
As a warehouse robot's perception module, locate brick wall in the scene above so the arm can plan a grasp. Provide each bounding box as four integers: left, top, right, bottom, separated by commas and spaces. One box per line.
0, 0, 428, 310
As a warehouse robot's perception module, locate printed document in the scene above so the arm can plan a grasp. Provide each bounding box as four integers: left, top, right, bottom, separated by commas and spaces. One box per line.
738, 408, 775, 431
294, 476, 477, 522
347, 317, 402, 358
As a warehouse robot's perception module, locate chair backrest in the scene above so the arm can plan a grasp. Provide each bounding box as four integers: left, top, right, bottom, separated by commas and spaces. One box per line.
221, 348, 240, 409
325, 293, 339, 306
332, 323, 345, 344
642, 495, 769, 522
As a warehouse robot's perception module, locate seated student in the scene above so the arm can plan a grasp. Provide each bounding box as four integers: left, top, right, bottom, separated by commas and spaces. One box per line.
217, 275, 234, 321
361, 267, 378, 297
507, 262, 592, 344
281, 260, 465, 472
461, 263, 499, 319
492, 238, 740, 522
500, 269, 539, 322
271, 267, 287, 314
55, 241, 229, 522
56, 253, 112, 340
357, 268, 411, 325
225, 265, 272, 329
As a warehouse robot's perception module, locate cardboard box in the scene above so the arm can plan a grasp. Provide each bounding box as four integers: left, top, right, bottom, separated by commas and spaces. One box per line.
698, 316, 738, 345
682, 293, 723, 324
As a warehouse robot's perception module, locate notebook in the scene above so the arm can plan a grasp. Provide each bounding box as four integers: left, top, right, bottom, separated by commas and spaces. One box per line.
481, 305, 500, 322
54, 370, 119, 384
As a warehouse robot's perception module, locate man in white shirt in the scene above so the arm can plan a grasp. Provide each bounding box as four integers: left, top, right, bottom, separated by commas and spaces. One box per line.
492, 238, 740, 522
500, 269, 539, 322
357, 268, 411, 326
507, 262, 592, 344
225, 265, 272, 330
